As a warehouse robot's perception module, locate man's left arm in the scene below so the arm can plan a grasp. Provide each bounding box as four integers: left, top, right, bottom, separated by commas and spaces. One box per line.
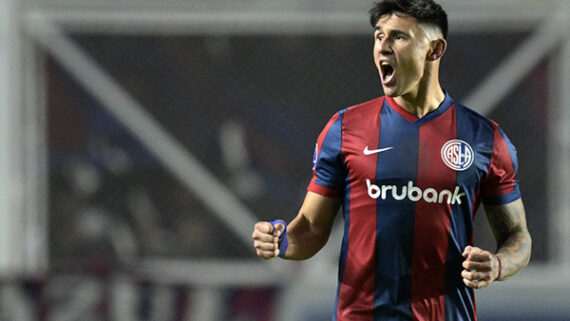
461, 198, 532, 289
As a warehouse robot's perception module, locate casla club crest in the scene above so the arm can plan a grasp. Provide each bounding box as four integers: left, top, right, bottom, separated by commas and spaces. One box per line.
441, 139, 474, 171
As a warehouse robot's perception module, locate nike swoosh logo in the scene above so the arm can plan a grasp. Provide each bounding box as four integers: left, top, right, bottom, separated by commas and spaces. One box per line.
363, 146, 394, 155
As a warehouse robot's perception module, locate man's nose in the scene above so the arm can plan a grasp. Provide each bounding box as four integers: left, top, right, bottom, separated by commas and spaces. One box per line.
378, 38, 393, 55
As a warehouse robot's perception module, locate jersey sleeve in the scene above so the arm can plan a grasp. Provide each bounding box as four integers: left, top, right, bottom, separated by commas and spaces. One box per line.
307, 112, 346, 198
480, 123, 521, 205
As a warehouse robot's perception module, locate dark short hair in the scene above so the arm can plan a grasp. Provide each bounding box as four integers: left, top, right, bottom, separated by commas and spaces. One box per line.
369, 0, 448, 39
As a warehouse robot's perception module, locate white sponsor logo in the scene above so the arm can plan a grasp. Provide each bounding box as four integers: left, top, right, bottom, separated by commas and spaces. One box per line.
363, 146, 394, 155
366, 179, 465, 205
441, 139, 474, 171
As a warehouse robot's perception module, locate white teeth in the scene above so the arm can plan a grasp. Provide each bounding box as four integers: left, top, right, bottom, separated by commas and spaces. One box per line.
381, 61, 390, 66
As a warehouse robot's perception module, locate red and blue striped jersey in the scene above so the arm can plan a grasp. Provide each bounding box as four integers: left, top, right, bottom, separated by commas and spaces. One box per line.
307, 93, 520, 321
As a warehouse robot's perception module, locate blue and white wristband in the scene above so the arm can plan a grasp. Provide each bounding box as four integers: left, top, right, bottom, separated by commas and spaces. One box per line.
270, 219, 288, 257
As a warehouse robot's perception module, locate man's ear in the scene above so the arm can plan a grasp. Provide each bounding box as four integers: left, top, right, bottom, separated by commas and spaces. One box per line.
428, 38, 447, 61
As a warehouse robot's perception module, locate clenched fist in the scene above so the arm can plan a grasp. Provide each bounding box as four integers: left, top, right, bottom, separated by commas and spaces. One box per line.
461, 246, 500, 289
252, 221, 286, 259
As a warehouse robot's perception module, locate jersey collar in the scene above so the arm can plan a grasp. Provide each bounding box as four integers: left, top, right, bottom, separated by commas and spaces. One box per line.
384, 92, 454, 124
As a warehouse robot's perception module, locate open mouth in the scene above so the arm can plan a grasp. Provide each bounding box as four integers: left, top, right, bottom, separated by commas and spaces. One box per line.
380, 61, 395, 84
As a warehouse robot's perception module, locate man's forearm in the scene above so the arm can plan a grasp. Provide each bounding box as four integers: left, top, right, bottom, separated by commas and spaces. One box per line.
282, 214, 331, 260
280, 192, 340, 260
495, 228, 532, 281
485, 198, 532, 282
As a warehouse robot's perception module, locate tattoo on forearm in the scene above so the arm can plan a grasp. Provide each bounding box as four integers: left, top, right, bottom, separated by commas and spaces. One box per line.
485, 199, 532, 281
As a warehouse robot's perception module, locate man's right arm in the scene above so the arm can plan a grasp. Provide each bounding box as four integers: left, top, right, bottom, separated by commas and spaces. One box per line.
252, 191, 341, 260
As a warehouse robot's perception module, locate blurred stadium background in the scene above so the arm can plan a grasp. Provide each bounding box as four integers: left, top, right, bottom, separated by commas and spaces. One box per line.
1, 0, 569, 320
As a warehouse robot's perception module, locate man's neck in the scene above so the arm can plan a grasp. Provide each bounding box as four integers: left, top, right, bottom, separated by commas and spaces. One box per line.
393, 63, 446, 118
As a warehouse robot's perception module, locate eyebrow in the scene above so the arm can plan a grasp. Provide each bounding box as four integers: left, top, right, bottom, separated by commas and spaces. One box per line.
373, 26, 411, 37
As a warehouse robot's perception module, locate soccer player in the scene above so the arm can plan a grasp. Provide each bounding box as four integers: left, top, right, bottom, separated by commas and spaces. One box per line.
251, 0, 532, 320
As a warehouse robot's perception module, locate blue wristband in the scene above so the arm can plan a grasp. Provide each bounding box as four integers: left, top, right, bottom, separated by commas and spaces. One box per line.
270, 219, 288, 257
